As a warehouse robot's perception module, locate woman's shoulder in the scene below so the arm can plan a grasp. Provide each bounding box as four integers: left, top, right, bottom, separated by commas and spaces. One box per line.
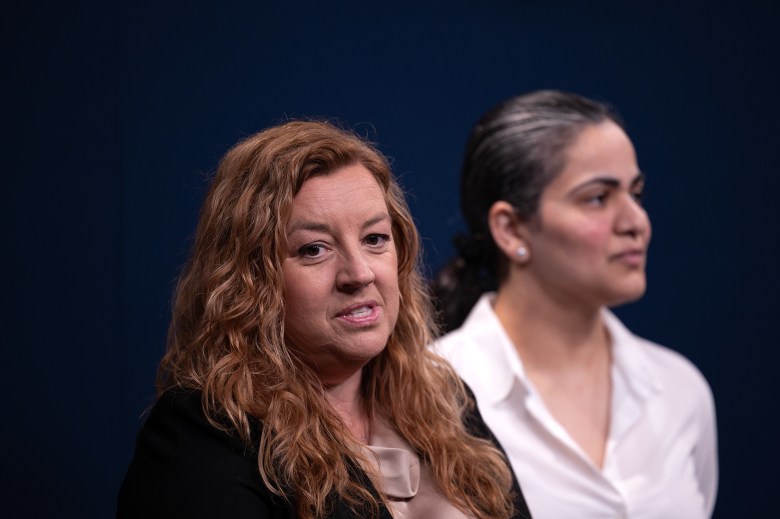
606, 310, 714, 402
117, 387, 289, 518
433, 294, 504, 357
637, 337, 715, 402
138, 387, 256, 457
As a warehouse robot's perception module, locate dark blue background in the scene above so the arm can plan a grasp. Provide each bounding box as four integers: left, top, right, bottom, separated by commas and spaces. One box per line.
6, 1, 778, 517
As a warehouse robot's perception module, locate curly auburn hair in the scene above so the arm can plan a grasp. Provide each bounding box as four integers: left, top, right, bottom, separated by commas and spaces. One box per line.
158, 120, 515, 518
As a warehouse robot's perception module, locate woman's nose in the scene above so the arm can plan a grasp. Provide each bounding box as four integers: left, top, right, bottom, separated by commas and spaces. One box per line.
615, 195, 651, 238
336, 250, 375, 290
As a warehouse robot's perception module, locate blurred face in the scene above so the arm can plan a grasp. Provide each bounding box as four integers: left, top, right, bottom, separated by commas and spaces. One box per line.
282, 164, 400, 384
525, 120, 652, 309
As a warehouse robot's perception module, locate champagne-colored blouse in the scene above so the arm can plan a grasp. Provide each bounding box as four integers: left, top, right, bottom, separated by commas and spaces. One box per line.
362, 418, 473, 519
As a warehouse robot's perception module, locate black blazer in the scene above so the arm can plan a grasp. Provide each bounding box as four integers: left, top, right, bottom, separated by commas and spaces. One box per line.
118, 387, 531, 518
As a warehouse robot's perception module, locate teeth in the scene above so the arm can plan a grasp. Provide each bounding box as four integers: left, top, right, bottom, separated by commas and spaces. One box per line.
349, 306, 371, 317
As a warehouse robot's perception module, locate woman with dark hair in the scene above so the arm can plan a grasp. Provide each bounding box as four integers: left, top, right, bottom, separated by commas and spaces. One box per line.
433, 91, 718, 518
118, 120, 531, 518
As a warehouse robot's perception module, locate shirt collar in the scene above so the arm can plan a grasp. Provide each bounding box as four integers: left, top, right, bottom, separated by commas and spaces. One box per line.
456, 293, 528, 406
457, 297, 663, 405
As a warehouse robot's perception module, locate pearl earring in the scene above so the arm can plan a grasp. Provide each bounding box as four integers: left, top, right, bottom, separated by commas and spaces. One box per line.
517, 246, 528, 258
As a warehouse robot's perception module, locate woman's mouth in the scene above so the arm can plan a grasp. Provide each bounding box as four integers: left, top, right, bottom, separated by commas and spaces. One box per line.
611, 249, 645, 267
337, 302, 381, 325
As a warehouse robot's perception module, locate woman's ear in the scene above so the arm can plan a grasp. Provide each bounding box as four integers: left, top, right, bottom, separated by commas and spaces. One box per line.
488, 201, 531, 264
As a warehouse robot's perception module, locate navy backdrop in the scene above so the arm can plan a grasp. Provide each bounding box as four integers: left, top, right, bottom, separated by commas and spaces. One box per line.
6, 1, 778, 517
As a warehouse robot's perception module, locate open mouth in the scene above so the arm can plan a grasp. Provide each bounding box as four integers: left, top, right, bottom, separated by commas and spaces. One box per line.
345, 306, 373, 317
337, 302, 380, 325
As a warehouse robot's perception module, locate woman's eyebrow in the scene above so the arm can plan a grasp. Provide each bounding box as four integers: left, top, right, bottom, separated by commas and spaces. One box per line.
287, 220, 331, 235
288, 213, 390, 235
569, 176, 620, 195
631, 172, 646, 187
571, 171, 645, 193
361, 213, 391, 231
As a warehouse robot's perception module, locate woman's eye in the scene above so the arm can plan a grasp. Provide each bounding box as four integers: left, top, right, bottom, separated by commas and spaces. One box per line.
631, 189, 644, 204
298, 244, 325, 258
364, 233, 390, 247
585, 193, 608, 206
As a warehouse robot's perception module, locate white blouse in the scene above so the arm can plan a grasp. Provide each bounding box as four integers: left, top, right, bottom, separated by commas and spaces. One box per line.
434, 294, 718, 519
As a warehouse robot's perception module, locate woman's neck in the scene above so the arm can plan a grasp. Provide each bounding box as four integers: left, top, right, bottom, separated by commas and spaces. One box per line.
493, 277, 613, 468
493, 280, 610, 373
323, 369, 371, 443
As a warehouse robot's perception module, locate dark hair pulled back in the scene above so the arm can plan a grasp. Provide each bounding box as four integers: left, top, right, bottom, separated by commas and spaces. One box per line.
433, 90, 621, 332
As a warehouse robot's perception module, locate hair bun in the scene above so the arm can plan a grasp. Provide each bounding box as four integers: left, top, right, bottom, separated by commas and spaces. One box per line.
453, 233, 487, 267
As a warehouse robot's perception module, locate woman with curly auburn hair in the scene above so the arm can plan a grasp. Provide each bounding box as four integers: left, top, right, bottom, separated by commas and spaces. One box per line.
118, 120, 531, 519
